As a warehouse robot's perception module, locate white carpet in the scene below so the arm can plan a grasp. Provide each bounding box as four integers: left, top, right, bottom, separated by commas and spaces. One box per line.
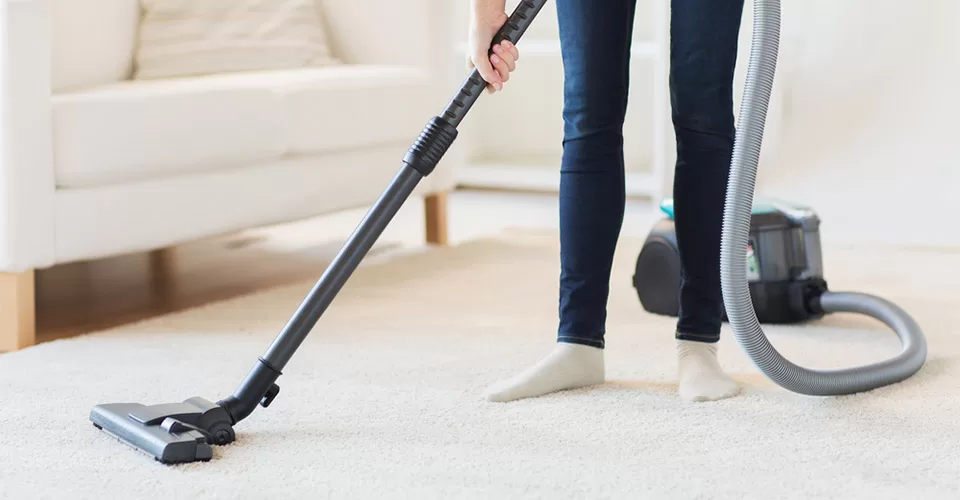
2, 230, 959, 499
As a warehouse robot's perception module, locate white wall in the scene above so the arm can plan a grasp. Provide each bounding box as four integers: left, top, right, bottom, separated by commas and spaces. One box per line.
757, 0, 960, 247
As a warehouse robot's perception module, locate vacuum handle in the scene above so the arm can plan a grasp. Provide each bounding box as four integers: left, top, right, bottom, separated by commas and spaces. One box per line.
442, 0, 549, 127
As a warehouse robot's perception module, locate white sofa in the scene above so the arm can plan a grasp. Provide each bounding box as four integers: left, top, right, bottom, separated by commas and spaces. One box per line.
0, 0, 464, 351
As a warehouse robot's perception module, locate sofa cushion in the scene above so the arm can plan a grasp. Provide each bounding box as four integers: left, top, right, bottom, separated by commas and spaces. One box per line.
134, 0, 340, 80
271, 65, 435, 155
50, 0, 141, 92
52, 75, 288, 189
51, 65, 433, 189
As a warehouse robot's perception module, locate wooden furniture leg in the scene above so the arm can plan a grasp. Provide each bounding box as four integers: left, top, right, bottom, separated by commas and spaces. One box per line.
424, 192, 449, 245
0, 270, 36, 352
149, 248, 175, 281
149, 248, 176, 303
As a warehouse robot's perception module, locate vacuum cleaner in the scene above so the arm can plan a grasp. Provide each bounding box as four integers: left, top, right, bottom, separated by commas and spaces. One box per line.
635, 196, 829, 325
637, 0, 925, 396
89, 0, 926, 465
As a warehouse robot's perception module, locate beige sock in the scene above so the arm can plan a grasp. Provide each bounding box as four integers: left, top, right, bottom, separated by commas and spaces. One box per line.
485, 343, 605, 402
676, 339, 741, 402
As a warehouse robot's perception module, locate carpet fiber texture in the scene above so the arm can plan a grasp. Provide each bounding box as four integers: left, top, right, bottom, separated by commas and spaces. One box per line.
2, 230, 959, 499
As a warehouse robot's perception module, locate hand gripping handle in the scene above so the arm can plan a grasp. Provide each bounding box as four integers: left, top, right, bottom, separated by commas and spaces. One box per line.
441, 0, 550, 127
404, 0, 549, 177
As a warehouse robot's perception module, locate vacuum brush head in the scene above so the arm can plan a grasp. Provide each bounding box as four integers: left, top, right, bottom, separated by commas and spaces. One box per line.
89, 397, 236, 464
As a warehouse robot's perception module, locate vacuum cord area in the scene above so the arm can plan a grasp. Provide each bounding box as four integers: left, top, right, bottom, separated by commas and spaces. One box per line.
719, 0, 927, 395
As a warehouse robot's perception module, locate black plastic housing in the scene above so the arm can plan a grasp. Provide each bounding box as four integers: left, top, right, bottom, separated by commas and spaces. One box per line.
404, 117, 458, 177
89, 397, 235, 464
217, 358, 282, 425
634, 205, 829, 324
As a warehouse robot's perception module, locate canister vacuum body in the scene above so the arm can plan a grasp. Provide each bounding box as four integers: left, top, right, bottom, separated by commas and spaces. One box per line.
634, 198, 828, 325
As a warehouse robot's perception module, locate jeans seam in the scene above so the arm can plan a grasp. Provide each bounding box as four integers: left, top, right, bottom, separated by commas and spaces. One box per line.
675, 330, 719, 343
558, 336, 604, 348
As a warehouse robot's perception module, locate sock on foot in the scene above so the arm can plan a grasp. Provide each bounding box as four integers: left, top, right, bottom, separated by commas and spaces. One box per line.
485, 342, 605, 402
676, 339, 740, 402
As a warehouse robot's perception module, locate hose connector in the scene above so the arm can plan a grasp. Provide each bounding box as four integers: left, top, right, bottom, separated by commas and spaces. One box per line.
403, 116, 459, 177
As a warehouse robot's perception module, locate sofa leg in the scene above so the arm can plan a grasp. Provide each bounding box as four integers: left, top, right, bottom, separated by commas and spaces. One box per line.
424, 192, 449, 245
0, 270, 36, 352
149, 248, 175, 281
149, 248, 177, 302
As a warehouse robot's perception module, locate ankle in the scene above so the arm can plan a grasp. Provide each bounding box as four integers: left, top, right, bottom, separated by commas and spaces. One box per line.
676, 338, 719, 357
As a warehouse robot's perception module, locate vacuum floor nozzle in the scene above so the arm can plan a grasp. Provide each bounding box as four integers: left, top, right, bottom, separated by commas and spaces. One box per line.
90, 397, 236, 464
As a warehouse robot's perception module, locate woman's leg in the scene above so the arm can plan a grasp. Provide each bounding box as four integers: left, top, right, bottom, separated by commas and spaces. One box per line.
669, 0, 744, 401
485, 0, 637, 402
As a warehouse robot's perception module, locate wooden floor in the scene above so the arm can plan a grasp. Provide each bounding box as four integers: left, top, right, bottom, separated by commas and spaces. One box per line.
24, 189, 658, 347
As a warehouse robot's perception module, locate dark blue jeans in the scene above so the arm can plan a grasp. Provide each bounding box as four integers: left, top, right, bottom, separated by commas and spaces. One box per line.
555, 0, 744, 348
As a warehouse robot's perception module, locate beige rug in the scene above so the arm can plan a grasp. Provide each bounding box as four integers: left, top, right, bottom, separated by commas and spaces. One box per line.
1, 230, 959, 499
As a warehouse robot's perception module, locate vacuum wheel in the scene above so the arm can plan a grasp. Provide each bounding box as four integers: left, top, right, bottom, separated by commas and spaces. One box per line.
633, 218, 682, 317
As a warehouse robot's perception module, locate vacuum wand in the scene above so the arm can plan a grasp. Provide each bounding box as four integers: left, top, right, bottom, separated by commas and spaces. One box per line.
90, 1, 550, 464
216, 0, 550, 426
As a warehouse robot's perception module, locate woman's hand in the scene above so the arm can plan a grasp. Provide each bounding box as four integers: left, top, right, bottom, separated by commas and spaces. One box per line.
468, 0, 520, 94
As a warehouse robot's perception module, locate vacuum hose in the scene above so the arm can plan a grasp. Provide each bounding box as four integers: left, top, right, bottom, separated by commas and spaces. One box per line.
720, 0, 927, 395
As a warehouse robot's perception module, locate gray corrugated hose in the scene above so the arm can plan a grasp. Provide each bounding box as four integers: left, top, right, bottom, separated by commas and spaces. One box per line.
720, 0, 927, 395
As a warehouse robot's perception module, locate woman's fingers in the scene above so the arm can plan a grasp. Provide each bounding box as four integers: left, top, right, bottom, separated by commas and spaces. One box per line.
503, 40, 519, 62
473, 52, 503, 92
492, 44, 517, 72
469, 41, 520, 94
490, 55, 510, 83
490, 43, 517, 85
466, 54, 498, 94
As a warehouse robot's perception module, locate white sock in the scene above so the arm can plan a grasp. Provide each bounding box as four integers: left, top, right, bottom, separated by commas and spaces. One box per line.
676, 339, 741, 402
485, 343, 605, 402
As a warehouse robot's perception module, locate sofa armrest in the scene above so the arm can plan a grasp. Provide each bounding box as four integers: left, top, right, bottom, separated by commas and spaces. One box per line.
1, 0, 56, 272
